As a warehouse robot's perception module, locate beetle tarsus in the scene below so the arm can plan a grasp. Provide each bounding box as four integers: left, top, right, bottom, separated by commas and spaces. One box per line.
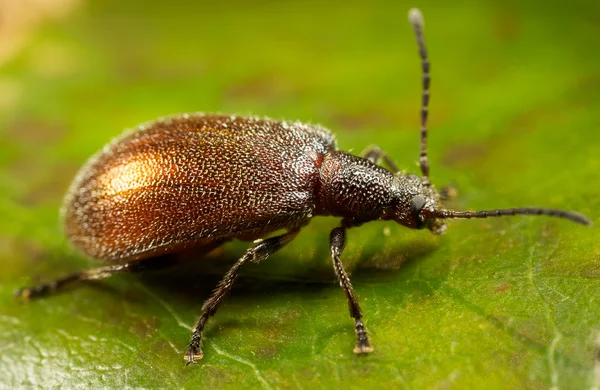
184, 340, 203, 364
353, 319, 373, 354
13, 287, 32, 300
14, 282, 57, 300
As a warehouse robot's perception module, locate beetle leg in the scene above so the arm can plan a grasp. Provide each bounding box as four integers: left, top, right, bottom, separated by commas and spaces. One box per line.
439, 183, 458, 202
330, 226, 373, 355
185, 229, 299, 364
13, 255, 179, 300
361, 145, 399, 173
15, 240, 229, 300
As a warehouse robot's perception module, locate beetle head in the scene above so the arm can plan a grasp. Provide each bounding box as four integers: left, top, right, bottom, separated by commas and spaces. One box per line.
385, 174, 447, 235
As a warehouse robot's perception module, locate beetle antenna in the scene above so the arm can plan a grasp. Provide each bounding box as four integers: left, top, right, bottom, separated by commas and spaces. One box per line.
408, 8, 431, 186
434, 208, 592, 226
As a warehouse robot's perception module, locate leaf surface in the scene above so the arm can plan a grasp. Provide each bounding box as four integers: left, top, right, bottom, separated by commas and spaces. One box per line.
1, 1, 599, 388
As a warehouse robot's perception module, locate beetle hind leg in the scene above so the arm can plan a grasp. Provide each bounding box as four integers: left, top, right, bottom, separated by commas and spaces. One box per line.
185, 229, 299, 364
14, 255, 179, 300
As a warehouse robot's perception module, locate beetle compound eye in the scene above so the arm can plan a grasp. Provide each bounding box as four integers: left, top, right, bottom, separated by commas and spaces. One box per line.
410, 195, 427, 228
410, 195, 426, 212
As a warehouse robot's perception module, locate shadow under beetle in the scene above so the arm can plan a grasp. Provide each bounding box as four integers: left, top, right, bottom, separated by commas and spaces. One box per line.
15, 8, 591, 363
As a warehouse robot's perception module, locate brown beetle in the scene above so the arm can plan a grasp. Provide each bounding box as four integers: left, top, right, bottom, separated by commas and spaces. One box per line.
16, 8, 591, 363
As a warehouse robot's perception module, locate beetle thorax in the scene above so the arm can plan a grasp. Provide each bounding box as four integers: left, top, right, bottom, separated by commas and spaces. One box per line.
316, 151, 396, 224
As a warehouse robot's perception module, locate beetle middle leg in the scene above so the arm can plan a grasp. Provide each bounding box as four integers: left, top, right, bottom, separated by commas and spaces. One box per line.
330, 226, 373, 354
361, 145, 399, 173
185, 229, 299, 364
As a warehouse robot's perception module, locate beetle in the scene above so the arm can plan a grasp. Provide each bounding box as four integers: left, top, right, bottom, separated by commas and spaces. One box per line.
15, 8, 591, 364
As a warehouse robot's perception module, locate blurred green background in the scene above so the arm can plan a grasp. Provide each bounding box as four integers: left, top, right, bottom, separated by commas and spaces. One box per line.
1, 0, 599, 388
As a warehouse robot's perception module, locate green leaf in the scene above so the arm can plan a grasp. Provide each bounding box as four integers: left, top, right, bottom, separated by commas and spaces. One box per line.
1, 0, 599, 388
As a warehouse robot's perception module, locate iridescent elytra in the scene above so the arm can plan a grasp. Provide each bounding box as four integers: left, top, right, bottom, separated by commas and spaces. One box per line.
15, 8, 591, 364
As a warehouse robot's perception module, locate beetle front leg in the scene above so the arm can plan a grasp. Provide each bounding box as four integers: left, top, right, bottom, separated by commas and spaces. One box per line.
185, 229, 299, 364
361, 145, 399, 173
329, 227, 373, 354
439, 183, 458, 202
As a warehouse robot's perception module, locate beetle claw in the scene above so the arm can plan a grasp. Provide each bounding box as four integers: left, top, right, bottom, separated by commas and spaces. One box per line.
13, 288, 31, 300
353, 344, 374, 355
184, 348, 203, 365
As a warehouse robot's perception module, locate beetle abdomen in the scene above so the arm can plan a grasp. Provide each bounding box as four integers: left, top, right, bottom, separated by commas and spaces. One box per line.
63, 114, 336, 262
